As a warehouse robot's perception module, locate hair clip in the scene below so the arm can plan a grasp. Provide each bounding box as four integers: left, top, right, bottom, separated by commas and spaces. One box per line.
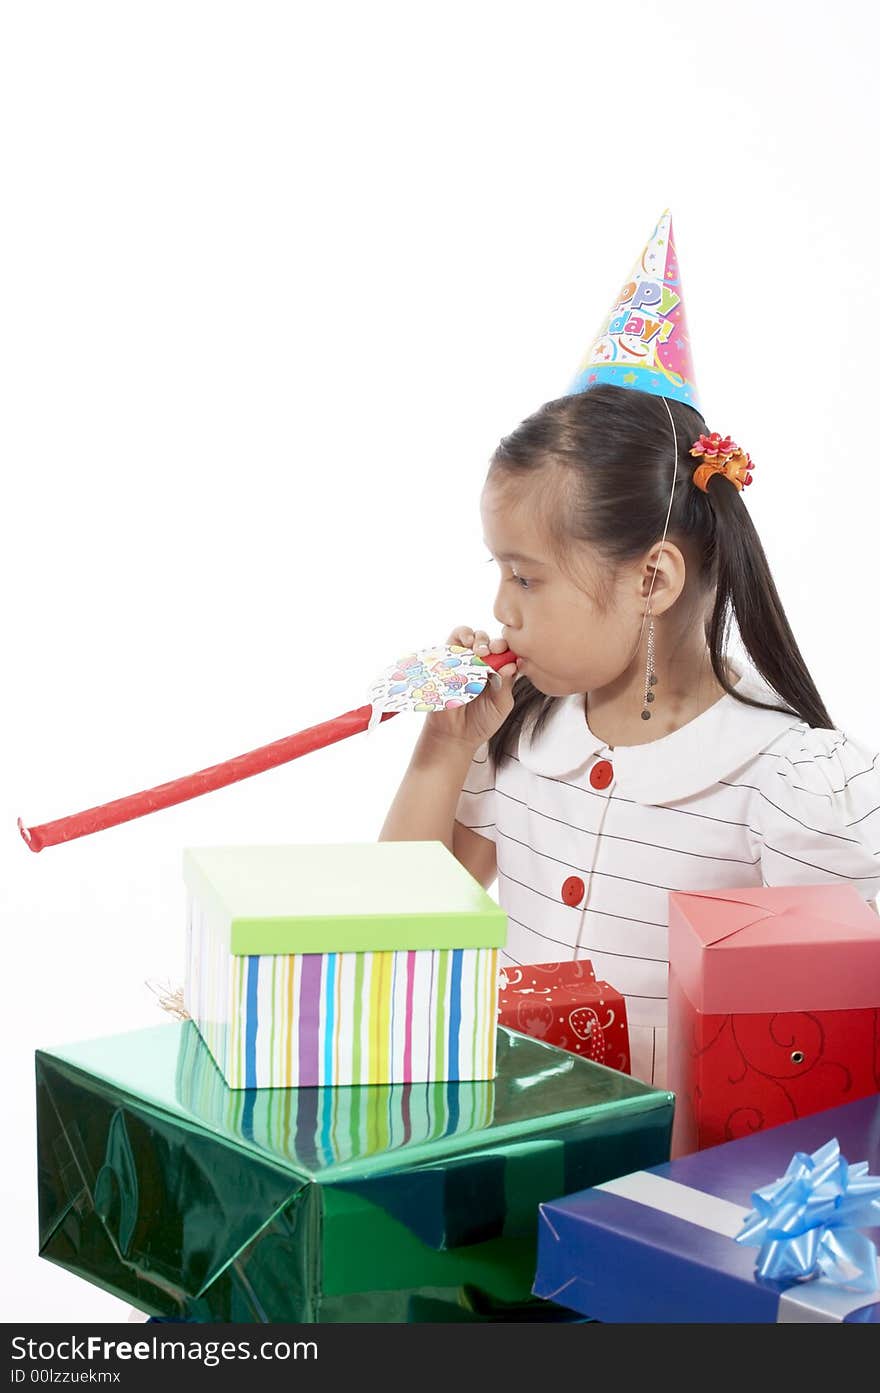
689, 431, 754, 493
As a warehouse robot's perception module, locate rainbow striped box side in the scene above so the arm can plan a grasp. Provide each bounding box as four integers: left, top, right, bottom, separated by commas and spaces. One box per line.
185, 890, 498, 1088
185, 890, 234, 1077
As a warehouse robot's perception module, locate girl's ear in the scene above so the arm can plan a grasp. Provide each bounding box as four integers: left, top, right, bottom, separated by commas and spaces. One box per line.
638, 540, 687, 613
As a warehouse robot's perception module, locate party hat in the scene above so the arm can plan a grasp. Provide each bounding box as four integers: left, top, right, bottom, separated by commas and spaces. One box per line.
566, 209, 700, 412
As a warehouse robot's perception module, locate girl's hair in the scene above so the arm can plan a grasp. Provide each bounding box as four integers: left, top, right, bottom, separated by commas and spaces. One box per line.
485, 383, 833, 774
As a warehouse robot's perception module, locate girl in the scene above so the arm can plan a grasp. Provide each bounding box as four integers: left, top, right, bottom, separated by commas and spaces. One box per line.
379, 383, 880, 1088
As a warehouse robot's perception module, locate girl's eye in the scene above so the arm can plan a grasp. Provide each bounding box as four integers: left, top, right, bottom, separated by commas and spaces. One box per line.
484, 557, 531, 589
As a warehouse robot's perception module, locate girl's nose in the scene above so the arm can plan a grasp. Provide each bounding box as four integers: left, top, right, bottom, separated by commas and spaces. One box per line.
493, 582, 520, 634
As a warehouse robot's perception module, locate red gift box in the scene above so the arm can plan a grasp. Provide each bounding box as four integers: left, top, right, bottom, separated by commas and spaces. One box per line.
668, 884, 880, 1156
497, 961, 631, 1073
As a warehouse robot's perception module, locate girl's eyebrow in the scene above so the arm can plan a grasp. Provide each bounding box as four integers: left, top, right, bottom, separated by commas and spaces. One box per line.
482, 541, 547, 566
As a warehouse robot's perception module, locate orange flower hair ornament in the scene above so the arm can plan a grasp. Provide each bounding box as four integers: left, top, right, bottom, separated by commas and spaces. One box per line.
689, 432, 755, 493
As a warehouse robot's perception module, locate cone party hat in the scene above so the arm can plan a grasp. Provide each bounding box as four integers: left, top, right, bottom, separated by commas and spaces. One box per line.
567, 209, 700, 411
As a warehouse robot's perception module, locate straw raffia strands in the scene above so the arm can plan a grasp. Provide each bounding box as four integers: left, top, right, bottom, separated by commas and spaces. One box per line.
146, 977, 191, 1021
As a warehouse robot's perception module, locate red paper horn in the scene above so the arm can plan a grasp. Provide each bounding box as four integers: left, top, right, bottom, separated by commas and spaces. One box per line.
18, 650, 519, 852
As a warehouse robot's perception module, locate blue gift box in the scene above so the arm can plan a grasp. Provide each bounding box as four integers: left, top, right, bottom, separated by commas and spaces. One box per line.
533, 1093, 880, 1323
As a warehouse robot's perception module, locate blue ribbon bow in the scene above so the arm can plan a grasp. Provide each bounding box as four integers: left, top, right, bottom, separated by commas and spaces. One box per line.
735, 1138, 880, 1291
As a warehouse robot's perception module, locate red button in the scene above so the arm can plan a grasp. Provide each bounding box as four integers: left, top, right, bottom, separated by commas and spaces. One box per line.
590, 758, 614, 789
561, 876, 585, 907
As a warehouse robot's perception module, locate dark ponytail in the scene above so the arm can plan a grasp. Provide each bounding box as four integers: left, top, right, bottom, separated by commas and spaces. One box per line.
703, 474, 833, 730
486, 384, 833, 775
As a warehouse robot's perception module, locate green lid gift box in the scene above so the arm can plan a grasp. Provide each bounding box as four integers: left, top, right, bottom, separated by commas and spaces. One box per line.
182, 842, 507, 1089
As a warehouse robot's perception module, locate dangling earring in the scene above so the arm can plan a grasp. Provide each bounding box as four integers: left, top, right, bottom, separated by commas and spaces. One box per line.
641, 610, 657, 721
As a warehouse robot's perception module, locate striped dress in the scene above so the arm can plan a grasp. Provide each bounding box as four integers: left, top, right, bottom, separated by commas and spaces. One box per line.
454, 668, 880, 1089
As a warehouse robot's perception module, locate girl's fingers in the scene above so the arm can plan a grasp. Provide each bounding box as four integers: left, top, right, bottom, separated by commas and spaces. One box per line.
448, 627, 493, 655
487, 659, 517, 686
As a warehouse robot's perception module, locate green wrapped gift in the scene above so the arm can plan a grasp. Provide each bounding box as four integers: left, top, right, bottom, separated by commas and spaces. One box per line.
37, 1021, 674, 1322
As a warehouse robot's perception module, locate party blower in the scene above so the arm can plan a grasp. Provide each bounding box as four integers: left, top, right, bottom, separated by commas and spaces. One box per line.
18, 644, 518, 852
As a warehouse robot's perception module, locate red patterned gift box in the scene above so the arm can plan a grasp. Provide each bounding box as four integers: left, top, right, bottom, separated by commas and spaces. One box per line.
497, 961, 631, 1073
668, 884, 880, 1157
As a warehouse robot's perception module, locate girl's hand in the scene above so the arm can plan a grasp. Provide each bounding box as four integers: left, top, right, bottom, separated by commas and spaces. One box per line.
421, 626, 519, 752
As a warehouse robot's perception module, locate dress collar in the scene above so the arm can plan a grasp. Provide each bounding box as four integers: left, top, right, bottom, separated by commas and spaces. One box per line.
516, 668, 806, 804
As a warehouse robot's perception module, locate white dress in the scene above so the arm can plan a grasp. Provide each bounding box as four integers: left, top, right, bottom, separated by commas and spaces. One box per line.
454, 668, 880, 1089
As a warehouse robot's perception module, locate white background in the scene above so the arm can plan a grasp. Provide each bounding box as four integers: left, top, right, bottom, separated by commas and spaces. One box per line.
2, 1, 878, 1321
